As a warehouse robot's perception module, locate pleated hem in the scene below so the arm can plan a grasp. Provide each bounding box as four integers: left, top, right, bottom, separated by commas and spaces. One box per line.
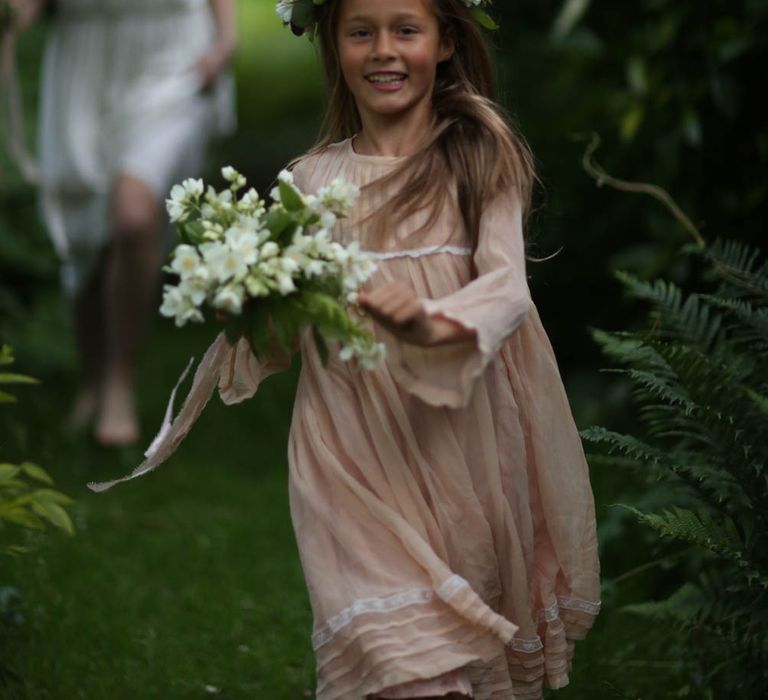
314, 575, 517, 700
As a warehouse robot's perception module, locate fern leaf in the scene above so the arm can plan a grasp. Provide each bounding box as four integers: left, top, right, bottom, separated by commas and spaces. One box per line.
616, 272, 725, 353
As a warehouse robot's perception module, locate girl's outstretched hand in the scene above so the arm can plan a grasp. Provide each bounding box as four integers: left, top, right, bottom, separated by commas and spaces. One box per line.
358, 281, 476, 347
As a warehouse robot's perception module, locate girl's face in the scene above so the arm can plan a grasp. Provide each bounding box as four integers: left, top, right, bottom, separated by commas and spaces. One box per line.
335, 0, 453, 127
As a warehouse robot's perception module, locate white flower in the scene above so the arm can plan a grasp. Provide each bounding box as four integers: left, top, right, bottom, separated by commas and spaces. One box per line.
170, 245, 204, 279
213, 284, 245, 314
318, 178, 360, 213
275, 273, 296, 296
221, 166, 246, 190
225, 228, 261, 265
305, 260, 325, 277
182, 178, 204, 197
260, 241, 280, 259
166, 178, 203, 223
280, 257, 300, 274
320, 210, 337, 230
201, 241, 248, 283
238, 188, 265, 217
245, 275, 269, 297
160, 285, 204, 327
166, 187, 187, 223
179, 277, 209, 306
275, 0, 293, 23
339, 337, 386, 369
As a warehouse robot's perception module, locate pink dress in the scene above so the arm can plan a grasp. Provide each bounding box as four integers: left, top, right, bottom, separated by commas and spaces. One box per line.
93, 138, 601, 699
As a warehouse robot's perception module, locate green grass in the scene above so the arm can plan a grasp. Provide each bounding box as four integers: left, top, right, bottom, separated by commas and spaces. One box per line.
1, 320, 315, 700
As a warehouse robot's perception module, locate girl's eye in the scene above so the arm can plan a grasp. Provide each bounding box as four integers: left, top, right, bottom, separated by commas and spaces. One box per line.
398, 26, 419, 36
349, 28, 371, 38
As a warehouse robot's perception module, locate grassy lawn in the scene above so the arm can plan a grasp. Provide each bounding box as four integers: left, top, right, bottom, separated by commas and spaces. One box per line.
1, 319, 316, 700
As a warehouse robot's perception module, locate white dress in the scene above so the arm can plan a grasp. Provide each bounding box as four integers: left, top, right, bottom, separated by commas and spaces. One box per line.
38, 0, 234, 295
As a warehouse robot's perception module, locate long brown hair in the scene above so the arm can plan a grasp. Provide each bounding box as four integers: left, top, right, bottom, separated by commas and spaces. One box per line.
311, 0, 535, 253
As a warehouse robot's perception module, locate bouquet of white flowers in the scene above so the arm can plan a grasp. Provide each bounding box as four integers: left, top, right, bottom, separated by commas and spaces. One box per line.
160, 167, 385, 369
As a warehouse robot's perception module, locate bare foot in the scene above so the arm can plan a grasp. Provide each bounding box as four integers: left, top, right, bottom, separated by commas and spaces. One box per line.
95, 379, 139, 447
67, 387, 99, 433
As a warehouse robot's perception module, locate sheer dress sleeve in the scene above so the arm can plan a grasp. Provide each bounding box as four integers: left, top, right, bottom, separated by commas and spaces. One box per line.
381, 187, 532, 409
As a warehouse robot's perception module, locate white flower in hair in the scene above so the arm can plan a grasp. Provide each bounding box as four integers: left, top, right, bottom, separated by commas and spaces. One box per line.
277, 0, 496, 36
275, 0, 293, 24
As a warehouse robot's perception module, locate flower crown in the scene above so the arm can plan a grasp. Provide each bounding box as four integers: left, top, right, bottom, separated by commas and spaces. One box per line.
276, 0, 497, 38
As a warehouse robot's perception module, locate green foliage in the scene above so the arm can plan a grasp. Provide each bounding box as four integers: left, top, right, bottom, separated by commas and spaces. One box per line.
0, 345, 38, 403
584, 238, 768, 696
0, 347, 74, 556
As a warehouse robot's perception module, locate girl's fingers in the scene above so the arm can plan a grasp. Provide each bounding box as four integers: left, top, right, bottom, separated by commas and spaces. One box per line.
359, 282, 424, 327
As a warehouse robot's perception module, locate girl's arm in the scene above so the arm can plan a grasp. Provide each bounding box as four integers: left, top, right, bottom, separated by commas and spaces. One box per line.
358, 282, 477, 347
196, 0, 237, 91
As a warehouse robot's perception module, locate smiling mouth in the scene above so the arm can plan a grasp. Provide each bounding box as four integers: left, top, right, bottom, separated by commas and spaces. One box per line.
366, 73, 407, 84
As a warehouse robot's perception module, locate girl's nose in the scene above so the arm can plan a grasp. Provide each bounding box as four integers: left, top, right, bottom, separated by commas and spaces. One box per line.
371, 32, 396, 60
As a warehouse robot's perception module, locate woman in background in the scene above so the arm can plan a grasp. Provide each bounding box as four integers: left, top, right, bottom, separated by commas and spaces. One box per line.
13, 0, 236, 445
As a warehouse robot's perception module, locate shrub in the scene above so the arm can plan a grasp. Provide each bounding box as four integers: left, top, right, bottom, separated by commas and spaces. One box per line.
0, 345, 74, 556
584, 238, 768, 697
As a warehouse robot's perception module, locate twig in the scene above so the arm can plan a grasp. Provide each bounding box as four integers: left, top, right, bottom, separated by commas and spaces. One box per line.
581, 133, 705, 248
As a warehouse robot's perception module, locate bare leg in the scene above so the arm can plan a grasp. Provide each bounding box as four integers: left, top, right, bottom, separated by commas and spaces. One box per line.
95, 173, 161, 446
67, 264, 106, 430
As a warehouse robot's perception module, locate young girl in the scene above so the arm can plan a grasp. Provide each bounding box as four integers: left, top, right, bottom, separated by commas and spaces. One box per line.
96, 0, 601, 697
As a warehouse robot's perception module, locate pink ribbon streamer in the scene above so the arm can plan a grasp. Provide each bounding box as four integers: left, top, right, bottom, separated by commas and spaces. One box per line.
87, 333, 231, 493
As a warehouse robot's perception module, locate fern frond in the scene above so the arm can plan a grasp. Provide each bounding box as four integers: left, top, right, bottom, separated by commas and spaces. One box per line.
620, 505, 765, 586
581, 427, 669, 467
591, 328, 672, 373
696, 238, 768, 299
702, 295, 768, 354
621, 582, 705, 622
616, 272, 726, 353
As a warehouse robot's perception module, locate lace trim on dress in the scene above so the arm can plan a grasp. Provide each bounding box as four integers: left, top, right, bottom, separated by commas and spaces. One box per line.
312, 576, 470, 651
558, 596, 602, 616
370, 245, 473, 261
311, 580, 601, 654
510, 596, 604, 654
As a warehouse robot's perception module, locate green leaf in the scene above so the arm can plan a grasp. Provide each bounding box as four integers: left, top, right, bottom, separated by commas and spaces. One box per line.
262, 209, 295, 240
3, 545, 31, 556
0, 464, 21, 481
179, 220, 206, 245
291, 0, 316, 29
20, 463, 53, 485
0, 345, 15, 366
246, 303, 273, 359
0, 373, 38, 385
620, 104, 645, 141
551, 0, 591, 40
223, 311, 249, 346
471, 8, 498, 30
269, 298, 302, 354
33, 488, 75, 506
0, 391, 18, 403
278, 179, 305, 212
31, 500, 75, 536
313, 327, 330, 367
1, 507, 44, 530
746, 388, 768, 416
